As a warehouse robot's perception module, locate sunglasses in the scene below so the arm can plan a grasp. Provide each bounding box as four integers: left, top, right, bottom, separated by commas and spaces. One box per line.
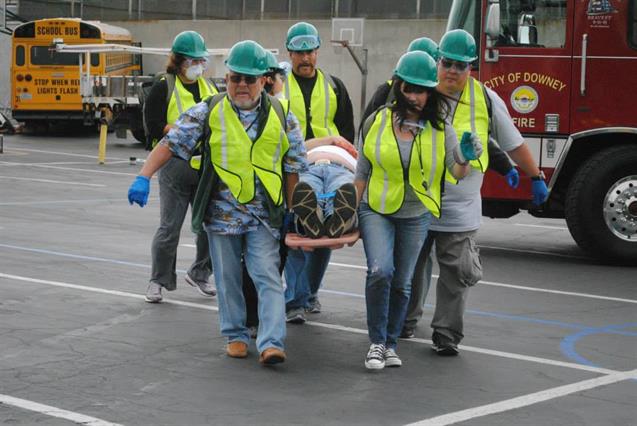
228, 74, 259, 85
402, 82, 429, 94
440, 58, 471, 72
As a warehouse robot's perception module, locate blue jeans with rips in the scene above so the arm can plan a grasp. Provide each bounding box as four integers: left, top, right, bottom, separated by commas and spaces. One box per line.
207, 224, 286, 353
358, 204, 431, 350
284, 162, 354, 311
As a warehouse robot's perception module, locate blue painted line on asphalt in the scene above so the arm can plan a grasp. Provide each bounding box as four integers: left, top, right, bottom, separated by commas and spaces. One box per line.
2, 242, 636, 341
560, 323, 637, 368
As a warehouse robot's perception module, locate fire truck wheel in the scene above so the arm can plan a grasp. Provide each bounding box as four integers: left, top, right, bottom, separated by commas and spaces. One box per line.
565, 145, 637, 263
131, 128, 146, 144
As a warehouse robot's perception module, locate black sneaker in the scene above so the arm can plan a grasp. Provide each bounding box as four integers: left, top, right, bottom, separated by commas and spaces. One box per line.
399, 326, 415, 339
431, 332, 459, 356
286, 307, 306, 324
291, 182, 324, 239
364, 343, 386, 370
324, 183, 357, 238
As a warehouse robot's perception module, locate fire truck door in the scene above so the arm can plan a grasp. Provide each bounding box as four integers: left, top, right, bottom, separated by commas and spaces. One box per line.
570, 0, 637, 132
480, 0, 573, 150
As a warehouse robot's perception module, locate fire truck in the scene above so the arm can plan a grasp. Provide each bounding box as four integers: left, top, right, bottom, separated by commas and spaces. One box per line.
447, 0, 637, 262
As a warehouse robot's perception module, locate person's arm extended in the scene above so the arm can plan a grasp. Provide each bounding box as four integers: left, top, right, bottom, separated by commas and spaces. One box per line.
139, 144, 173, 178
507, 143, 540, 177
488, 138, 514, 176
354, 178, 366, 206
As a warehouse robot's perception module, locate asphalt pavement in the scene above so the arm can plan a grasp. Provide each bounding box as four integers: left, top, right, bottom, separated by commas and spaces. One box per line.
0, 131, 635, 426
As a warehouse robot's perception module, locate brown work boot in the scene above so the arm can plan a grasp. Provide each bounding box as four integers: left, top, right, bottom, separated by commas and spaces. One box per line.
259, 347, 286, 365
226, 341, 248, 358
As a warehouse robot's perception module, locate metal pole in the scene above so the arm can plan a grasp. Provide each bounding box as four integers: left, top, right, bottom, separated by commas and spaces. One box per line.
2, 0, 6, 32
70, 0, 75, 18
260, 0, 264, 20
80, 0, 84, 19
128, 0, 133, 19
192, 0, 197, 20
360, 48, 368, 116
138, 0, 142, 20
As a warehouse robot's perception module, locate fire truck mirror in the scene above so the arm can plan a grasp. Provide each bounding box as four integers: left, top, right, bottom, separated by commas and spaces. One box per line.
485, 3, 501, 41
517, 13, 538, 46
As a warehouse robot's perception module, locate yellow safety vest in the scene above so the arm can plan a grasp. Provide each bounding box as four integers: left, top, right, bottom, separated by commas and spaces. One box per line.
283, 69, 339, 139
451, 76, 489, 174
166, 76, 217, 170
207, 95, 289, 206
363, 107, 446, 218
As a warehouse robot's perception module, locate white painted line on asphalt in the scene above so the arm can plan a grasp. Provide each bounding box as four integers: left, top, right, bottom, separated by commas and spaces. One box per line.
0, 162, 139, 177
5, 146, 131, 161
478, 279, 637, 305
0, 175, 106, 187
477, 244, 589, 260
0, 393, 123, 426
405, 368, 637, 426
514, 223, 569, 230
0, 272, 619, 376
0, 197, 159, 206
0, 161, 97, 166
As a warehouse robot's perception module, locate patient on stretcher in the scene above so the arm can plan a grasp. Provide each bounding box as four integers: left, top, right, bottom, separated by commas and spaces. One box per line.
291, 144, 358, 239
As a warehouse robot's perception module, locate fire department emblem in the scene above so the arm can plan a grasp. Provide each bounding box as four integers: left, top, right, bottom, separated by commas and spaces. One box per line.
511, 85, 539, 114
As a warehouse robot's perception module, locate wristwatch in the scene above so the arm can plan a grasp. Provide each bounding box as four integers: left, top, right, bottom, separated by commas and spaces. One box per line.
531, 171, 546, 181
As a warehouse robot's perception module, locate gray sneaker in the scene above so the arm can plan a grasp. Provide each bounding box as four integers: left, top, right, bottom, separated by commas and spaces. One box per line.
145, 282, 163, 303
305, 298, 322, 314
286, 307, 306, 324
185, 274, 216, 297
384, 348, 402, 367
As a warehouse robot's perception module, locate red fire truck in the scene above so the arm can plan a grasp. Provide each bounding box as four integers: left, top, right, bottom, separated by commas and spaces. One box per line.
447, 0, 637, 262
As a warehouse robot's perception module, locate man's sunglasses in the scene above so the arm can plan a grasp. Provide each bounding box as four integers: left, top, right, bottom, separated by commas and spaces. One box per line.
228, 74, 259, 85
440, 58, 471, 72
402, 82, 430, 94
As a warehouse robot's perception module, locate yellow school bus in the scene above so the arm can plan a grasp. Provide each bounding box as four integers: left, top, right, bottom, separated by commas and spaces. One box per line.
11, 18, 141, 127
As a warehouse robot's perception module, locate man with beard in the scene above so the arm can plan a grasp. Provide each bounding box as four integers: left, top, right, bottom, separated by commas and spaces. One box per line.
281, 22, 356, 324
128, 40, 307, 365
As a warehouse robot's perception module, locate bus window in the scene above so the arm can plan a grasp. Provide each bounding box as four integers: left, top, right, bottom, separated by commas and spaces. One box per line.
30, 46, 99, 66
15, 45, 25, 66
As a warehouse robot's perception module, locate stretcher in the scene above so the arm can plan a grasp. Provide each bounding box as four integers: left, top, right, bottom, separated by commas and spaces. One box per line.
285, 230, 360, 251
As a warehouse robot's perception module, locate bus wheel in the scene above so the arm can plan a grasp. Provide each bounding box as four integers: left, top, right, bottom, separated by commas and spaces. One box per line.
131, 128, 146, 144
565, 145, 637, 263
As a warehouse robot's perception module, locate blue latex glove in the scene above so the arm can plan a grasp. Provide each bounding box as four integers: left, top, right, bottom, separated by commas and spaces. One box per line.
455, 132, 483, 163
128, 175, 150, 207
505, 168, 520, 189
531, 179, 549, 206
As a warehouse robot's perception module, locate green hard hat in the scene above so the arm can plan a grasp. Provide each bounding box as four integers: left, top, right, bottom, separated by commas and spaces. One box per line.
286, 22, 321, 51
394, 51, 438, 88
438, 29, 477, 63
171, 31, 208, 59
407, 37, 439, 61
225, 40, 269, 76
264, 50, 282, 72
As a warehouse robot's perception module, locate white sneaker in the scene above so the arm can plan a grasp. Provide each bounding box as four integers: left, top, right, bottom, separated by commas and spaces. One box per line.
384, 348, 402, 367
185, 274, 216, 297
364, 343, 386, 370
145, 282, 163, 303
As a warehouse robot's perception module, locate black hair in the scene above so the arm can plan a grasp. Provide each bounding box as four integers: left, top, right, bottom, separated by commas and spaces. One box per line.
390, 76, 450, 131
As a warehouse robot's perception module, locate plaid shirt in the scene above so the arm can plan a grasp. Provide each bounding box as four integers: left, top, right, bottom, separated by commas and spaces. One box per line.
160, 95, 307, 238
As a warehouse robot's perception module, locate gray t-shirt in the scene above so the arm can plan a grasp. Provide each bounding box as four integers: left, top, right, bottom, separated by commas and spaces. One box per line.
356, 115, 459, 218
430, 86, 524, 232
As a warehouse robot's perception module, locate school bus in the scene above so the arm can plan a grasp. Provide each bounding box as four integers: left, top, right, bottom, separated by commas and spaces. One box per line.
11, 18, 141, 128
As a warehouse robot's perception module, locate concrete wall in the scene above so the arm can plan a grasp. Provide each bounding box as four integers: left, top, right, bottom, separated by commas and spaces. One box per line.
0, 19, 448, 125
115, 19, 447, 125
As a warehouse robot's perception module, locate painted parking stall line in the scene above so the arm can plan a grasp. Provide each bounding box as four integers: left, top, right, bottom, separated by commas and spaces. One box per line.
0, 393, 124, 426
405, 368, 637, 426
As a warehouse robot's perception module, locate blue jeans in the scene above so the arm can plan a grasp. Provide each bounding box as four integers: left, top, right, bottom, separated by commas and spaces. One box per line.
359, 204, 431, 349
207, 224, 286, 353
284, 163, 353, 310
301, 162, 354, 218
284, 248, 331, 310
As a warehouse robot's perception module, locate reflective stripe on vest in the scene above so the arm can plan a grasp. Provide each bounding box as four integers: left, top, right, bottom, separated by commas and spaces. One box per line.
167, 77, 217, 170
363, 107, 446, 217
451, 77, 489, 174
283, 69, 339, 139
207, 96, 289, 206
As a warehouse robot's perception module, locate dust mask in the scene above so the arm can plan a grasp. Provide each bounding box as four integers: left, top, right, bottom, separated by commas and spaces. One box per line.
185, 64, 204, 81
